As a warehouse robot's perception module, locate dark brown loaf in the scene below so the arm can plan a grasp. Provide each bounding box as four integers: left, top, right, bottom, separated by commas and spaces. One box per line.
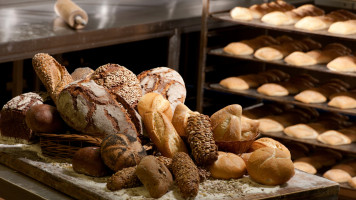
32, 53, 74, 103
136, 155, 173, 198
107, 166, 142, 191
25, 104, 65, 133
137, 67, 186, 112
101, 133, 146, 172
0, 92, 46, 142
90, 63, 142, 108
71, 67, 94, 81
172, 152, 200, 199
72, 147, 112, 177
57, 79, 138, 138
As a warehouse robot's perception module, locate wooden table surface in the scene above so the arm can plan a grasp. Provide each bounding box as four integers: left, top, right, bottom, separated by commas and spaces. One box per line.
0, 144, 339, 200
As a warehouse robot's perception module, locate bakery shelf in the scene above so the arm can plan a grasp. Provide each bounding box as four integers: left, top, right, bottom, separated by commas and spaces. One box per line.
208, 48, 356, 78
211, 12, 356, 41
260, 131, 356, 155
206, 83, 356, 116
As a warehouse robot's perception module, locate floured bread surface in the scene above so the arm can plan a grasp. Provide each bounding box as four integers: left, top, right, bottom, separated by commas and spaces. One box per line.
294, 90, 327, 103
328, 20, 356, 35
284, 124, 318, 139
261, 11, 294, 25
295, 16, 331, 31
284, 51, 317, 66
294, 162, 317, 174
230, 7, 253, 21
257, 83, 289, 96
327, 56, 356, 72
137, 67, 186, 112
57, 80, 138, 138
254, 47, 283, 61
91, 64, 142, 108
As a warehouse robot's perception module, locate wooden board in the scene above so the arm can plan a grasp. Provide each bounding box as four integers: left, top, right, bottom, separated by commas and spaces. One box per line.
0, 145, 339, 200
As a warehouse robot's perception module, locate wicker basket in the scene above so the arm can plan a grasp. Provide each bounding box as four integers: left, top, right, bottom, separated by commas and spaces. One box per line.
215, 132, 260, 154
39, 133, 102, 159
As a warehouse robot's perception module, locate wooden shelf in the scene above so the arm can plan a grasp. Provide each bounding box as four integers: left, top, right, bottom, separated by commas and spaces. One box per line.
207, 83, 356, 116
209, 48, 356, 77
211, 12, 356, 41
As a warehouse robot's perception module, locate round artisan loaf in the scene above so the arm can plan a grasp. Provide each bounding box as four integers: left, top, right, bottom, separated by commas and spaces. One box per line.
57, 79, 138, 138
72, 147, 112, 177
137, 92, 173, 121
25, 104, 65, 133
247, 147, 295, 185
0, 92, 46, 142
137, 67, 186, 112
210, 151, 246, 179
71, 67, 94, 81
249, 137, 291, 159
101, 133, 146, 172
90, 63, 142, 108
136, 155, 173, 198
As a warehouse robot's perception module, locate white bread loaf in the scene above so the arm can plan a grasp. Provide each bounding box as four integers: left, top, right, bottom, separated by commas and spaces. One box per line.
284, 51, 317, 66
317, 130, 352, 145
257, 83, 289, 96
230, 7, 253, 21
295, 16, 333, 31
328, 20, 356, 35
323, 169, 352, 183
249, 137, 291, 159
293, 162, 317, 174
328, 91, 356, 109
327, 55, 356, 72
137, 92, 173, 121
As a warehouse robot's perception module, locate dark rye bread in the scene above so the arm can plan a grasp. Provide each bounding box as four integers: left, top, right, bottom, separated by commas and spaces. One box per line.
101, 133, 146, 172
56, 79, 138, 138
137, 67, 186, 112
90, 64, 142, 108
0, 92, 46, 141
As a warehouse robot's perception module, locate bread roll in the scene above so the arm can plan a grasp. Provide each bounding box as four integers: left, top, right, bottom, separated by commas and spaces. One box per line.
249, 1, 295, 19
327, 55, 356, 72
284, 124, 319, 139
32, 53, 74, 103
72, 147, 111, 177
25, 104, 65, 133
332, 164, 356, 177
171, 103, 197, 137
323, 169, 352, 183
295, 157, 323, 170
317, 130, 352, 145
249, 137, 291, 159
136, 156, 173, 198
211, 104, 242, 141
257, 83, 289, 96
209, 151, 246, 179
328, 90, 356, 109
247, 147, 295, 185
143, 111, 188, 158
284, 51, 317, 66
230, 7, 253, 21
328, 20, 356, 35
349, 177, 356, 189
107, 166, 141, 191
293, 162, 317, 174
71, 67, 94, 81
137, 92, 173, 121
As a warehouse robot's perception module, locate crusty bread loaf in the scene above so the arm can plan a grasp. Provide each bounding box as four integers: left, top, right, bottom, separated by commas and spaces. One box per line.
247, 147, 295, 185
57, 79, 139, 138
328, 20, 356, 35
210, 151, 246, 179
137, 67, 186, 112
293, 162, 317, 174
171, 103, 197, 137
71, 67, 94, 81
32, 53, 74, 103
327, 55, 356, 72
143, 111, 188, 158
25, 104, 65, 133
323, 169, 352, 183
249, 137, 291, 158
137, 92, 173, 121
90, 63, 142, 108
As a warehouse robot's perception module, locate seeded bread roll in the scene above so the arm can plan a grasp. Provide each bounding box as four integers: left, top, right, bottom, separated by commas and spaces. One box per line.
107, 166, 142, 191
25, 104, 65, 133
71, 67, 94, 81
32, 53, 73, 103
137, 67, 186, 112
0, 92, 46, 142
172, 152, 200, 199
90, 63, 142, 108
57, 79, 139, 138
101, 133, 146, 172
136, 156, 173, 198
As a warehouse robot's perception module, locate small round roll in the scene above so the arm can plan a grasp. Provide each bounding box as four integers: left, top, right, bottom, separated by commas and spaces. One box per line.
210, 151, 246, 179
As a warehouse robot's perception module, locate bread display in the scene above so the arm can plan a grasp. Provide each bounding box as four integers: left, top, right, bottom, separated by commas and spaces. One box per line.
72, 147, 111, 177
328, 89, 356, 109
257, 74, 318, 96
32, 53, 74, 103
209, 151, 246, 179
107, 166, 141, 191
294, 79, 349, 104
25, 104, 65, 133
136, 155, 173, 198
327, 55, 356, 72
249, 137, 291, 159
261, 4, 324, 26
100, 133, 146, 172
223, 35, 278, 56
0, 92, 46, 142
71, 67, 94, 81
284, 43, 351, 66
137, 67, 186, 112
171, 152, 200, 198
220, 69, 290, 90
142, 111, 188, 158
254, 38, 321, 61
90, 63, 142, 108
186, 113, 218, 166
247, 147, 295, 185
295, 10, 356, 31
323, 169, 352, 183
328, 19, 356, 35
230, 0, 294, 20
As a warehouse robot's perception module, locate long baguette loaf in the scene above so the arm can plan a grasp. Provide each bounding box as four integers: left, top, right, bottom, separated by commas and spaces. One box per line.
223, 35, 278, 56
32, 53, 74, 103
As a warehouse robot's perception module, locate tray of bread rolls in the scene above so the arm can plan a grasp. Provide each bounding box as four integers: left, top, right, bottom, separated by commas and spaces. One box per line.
0, 53, 340, 199
213, 1, 356, 41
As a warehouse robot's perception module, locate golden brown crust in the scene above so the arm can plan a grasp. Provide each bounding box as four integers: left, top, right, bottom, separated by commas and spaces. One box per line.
249, 137, 291, 159
172, 103, 197, 138
137, 92, 173, 121
209, 151, 246, 179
